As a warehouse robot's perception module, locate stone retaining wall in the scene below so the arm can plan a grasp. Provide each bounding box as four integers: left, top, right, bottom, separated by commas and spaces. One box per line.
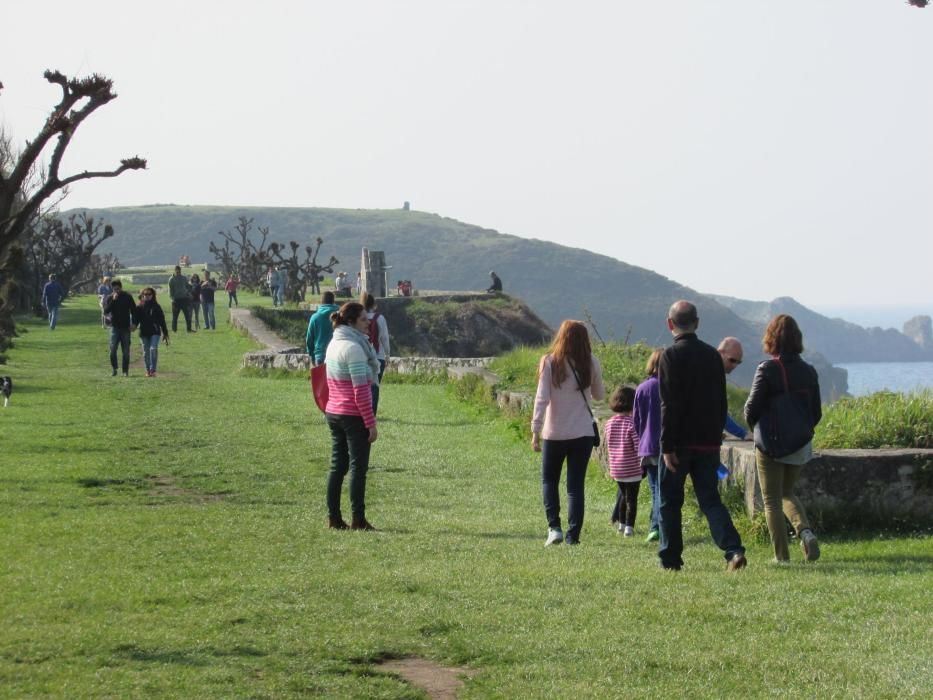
721, 442, 933, 528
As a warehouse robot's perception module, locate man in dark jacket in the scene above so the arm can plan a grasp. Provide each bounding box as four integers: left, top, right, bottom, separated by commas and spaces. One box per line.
657, 300, 746, 572
103, 280, 137, 377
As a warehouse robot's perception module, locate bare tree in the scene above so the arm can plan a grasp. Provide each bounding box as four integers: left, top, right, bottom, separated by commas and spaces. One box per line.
20, 212, 116, 310
0, 70, 146, 355
209, 220, 338, 301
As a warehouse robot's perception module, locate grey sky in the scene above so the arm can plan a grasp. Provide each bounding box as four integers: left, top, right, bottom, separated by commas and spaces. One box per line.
3, 1, 931, 311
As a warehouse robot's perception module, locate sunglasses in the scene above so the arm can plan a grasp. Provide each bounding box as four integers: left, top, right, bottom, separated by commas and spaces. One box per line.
727, 357, 742, 365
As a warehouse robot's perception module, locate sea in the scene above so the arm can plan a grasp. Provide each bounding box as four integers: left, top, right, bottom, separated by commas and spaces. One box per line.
837, 362, 933, 397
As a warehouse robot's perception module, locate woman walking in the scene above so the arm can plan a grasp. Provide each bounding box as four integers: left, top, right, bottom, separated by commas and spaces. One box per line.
134, 287, 169, 377
324, 302, 380, 531
744, 314, 822, 562
189, 273, 202, 330
531, 320, 605, 546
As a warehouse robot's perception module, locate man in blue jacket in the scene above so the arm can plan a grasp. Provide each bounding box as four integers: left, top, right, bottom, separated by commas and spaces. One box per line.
41, 274, 67, 330
305, 291, 340, 366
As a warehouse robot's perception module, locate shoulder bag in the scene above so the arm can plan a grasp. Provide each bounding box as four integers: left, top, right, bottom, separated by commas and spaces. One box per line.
753, 358, 814, 458
569, 361, 600, 448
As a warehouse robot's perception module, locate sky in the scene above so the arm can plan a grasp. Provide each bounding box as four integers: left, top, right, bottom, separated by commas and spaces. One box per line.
2, 1, 931, 318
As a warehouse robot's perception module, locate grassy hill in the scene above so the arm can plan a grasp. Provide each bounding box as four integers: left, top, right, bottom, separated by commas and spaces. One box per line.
71, 204, 767, 380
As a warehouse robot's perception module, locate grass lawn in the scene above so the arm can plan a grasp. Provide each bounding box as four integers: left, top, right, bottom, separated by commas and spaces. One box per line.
1, 294, 931, 698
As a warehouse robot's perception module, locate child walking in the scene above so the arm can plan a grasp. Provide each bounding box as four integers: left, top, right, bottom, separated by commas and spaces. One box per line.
606, 385, 642, 537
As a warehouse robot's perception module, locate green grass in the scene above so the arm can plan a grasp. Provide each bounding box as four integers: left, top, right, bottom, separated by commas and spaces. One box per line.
1, 296, 931, 697
815, 390, 933, 449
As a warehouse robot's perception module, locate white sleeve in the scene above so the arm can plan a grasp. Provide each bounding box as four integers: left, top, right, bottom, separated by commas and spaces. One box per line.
378, 315, 390, 359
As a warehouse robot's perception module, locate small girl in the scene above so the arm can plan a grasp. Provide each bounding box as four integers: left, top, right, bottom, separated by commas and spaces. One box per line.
606, 385, 642, 537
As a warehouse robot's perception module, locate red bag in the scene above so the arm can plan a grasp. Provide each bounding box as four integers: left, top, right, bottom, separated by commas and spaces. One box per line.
310, 363, 329, 413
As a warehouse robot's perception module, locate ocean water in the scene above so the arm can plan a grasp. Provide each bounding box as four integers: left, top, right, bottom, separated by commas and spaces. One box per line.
837, 362, 933, 397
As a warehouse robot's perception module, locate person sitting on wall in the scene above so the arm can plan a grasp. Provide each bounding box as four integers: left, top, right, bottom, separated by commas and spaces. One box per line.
335, 272, 352, 298
487, 271, 502, 293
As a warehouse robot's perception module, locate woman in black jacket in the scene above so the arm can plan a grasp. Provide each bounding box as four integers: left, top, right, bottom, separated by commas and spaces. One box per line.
744, 314, 822, 563
135, 287, 170, 377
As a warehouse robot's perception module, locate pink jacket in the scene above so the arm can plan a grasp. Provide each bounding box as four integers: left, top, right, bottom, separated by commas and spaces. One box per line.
531, 354, 605, 440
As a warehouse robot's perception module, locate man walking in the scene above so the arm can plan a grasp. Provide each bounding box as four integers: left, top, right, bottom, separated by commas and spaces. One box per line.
103, 280, 136, 376
201, 270, 218, 330
718, 337, 750, 440
41, 274, 67, 330
658, 301, 747, 572
168, 265, 194, 333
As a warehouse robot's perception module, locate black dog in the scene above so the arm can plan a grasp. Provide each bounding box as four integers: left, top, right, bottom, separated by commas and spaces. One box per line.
1, 376, 11, 407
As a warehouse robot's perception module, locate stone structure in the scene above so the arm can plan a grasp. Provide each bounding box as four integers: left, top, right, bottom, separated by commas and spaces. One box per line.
720, 441, 933, 528
361, 247, 389, 298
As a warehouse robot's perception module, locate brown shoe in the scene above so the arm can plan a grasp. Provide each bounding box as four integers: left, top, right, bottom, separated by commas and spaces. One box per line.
351, 516, 376, 531
328, 515, 349, 530
726, 553, 747, 572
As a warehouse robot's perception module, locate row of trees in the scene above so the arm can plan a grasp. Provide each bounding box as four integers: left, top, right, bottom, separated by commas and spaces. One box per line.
209, 216, 338, 303
0, 70, 145, 357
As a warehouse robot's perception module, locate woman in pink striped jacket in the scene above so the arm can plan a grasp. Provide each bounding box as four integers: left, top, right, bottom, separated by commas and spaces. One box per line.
324, 302, 381, 531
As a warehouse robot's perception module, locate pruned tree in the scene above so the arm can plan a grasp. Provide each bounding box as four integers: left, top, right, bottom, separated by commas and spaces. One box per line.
209, 220, 338, 302
20, 212, 116, 310
0, 70, 146, 355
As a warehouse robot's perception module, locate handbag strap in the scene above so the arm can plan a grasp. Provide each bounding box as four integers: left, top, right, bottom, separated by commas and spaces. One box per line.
568, 360, 596, 420
772, 356, 791, 393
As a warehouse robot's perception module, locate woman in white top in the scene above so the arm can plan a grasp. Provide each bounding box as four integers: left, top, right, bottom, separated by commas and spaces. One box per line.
531, 320, 605, 546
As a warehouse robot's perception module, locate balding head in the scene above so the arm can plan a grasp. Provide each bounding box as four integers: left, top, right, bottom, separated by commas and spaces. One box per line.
667, 300, 699, 334
718, 336, 744, 374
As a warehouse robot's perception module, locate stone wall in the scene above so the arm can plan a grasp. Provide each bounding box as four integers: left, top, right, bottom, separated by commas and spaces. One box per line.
721, 442, 933, 528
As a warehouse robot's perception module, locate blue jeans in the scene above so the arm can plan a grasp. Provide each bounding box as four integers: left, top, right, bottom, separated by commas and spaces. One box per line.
644, 457, 660, 532
141, 334, 162, 372
542, 436, 593, 541
47, 304, 60, 329
109, 328, 132, 373
227, 292, 238, 308
658, 450, 744, 569
202, 301, 216, 329
326, 413, 372, 519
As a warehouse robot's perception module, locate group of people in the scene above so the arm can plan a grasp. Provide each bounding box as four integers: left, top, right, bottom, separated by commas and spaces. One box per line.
306, 291, 391, 531
167, 266, 220, 332
532, 300, 823, 570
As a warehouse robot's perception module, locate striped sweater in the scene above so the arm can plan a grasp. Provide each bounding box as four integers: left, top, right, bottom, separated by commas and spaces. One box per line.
324, 329, 377, 428
605, 414, 641, 482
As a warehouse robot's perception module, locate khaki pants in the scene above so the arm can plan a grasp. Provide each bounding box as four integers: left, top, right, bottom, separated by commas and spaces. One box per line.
755, 450, 812, 561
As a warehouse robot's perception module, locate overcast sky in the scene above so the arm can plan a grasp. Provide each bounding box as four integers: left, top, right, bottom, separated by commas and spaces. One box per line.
3, 1, 931, 315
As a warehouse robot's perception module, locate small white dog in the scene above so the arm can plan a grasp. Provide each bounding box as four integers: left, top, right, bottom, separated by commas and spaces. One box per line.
1, 376, 12, 407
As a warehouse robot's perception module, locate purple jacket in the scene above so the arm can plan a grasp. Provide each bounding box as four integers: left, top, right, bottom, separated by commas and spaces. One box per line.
632, 375, 661, 458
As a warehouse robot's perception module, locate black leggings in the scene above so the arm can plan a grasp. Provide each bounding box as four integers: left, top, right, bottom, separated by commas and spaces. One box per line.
612, 481, 641, 528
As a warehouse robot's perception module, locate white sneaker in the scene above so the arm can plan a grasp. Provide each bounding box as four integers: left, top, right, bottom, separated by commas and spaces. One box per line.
545, 528, 563, 546
623, 526, 634, 537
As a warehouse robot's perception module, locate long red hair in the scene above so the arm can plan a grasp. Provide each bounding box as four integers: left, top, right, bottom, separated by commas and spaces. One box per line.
541, 320, 593, 388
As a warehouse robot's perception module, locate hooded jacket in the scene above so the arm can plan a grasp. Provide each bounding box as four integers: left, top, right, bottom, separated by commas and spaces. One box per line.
305, 303, 340, 364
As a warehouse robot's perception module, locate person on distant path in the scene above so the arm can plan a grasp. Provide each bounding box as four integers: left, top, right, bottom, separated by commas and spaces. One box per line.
168, 266, 194, 333
200, 271, 218, 330
133, 287, 169, 377
324, 302, 380, 531
717, 337, 750, 440
658, 300, 747, 572
97, 275, 113, 327
744, 314, 822, 563
335, 271, 352, 298
606, 385, 642, 537
41, 274, 67, 330
224, 274, 240, 308
531, 320, 606, 546
305, 291, 340, 366
487, 270, 502, 293
355, 272, 362, 295
103, 280, 137, 377
632, 348, 663, 543
361, 292, 390, 414
189, 273, 203, 330
274, 266, 288, 306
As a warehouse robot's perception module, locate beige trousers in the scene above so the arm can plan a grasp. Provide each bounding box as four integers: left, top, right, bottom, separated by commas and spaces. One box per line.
755, 450, 812, 561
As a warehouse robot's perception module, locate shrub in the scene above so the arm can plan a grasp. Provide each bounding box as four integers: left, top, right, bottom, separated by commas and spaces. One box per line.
814, 390, 933, 449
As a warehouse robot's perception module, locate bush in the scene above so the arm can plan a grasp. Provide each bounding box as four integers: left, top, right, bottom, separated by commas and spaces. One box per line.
251, 306, 310, 346
815, 390, 933, 449
489, 341, 654, 396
